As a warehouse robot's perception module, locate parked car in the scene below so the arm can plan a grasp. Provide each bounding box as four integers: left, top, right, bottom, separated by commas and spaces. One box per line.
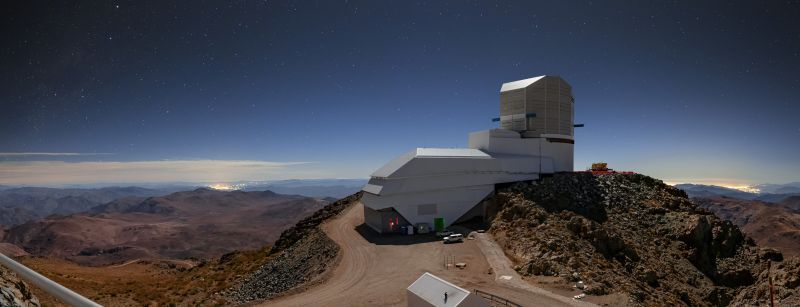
443, 233, 464, 243
436, 230, 454, 237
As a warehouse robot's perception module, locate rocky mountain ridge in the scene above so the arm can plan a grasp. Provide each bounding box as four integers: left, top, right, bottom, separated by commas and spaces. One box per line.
694, 196, 800, 257
490, 173, 799, 306
0, 266, 40, 307
0, 186, 171, 226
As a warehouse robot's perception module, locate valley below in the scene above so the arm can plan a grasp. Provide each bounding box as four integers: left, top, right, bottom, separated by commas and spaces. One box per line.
3, 188, 328, 266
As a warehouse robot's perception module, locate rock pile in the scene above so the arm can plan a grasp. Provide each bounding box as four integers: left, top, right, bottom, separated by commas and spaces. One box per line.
0, 266, 40, 307
225, 192, 361, 303
226, 229, 338, 303
490, 173, 795, 306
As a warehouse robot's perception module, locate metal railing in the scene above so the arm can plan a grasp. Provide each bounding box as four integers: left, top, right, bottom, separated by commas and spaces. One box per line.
473, 289, 522, 307
0, 252, 102, 307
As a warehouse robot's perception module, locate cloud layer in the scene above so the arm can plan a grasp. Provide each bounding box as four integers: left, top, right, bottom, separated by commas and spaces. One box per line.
0, 152, 114, 157
0, 160, 312, 185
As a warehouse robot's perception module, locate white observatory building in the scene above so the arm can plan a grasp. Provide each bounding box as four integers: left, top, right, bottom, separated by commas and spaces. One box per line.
361, 75, 575, 234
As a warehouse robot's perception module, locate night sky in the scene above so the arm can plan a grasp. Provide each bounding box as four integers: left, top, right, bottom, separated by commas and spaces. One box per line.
1, 1, 798, 186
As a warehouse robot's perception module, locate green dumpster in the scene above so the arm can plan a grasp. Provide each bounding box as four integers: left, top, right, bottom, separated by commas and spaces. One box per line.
433, 217, 445, 232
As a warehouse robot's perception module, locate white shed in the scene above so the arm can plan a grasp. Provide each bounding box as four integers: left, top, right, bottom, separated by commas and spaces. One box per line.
406, 272, 489, 307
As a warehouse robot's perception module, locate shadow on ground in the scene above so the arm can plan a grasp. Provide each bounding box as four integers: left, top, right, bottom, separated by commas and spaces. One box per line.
355, 224, 443, 245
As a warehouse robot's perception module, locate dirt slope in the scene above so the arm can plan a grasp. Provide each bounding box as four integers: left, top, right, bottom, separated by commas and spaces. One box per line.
226, 192, 361, 303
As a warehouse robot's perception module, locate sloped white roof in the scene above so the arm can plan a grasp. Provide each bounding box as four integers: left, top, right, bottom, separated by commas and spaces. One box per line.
500, 75, 546, 92
371, 148, 490, 178
407, 272, 470, 307
362, 183, 382, 195
415, 148, 490, 158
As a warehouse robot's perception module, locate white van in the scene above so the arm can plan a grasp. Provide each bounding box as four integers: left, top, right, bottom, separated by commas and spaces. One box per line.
443, 233, 464, 243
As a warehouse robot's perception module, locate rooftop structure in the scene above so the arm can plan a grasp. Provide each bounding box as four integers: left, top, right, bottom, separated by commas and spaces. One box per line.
406, 272, 489, 307
362, 75, 575, 233
499, 75, 573, 137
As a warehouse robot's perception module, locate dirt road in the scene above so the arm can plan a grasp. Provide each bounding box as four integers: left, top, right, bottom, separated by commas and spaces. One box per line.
259, 202, 591, 306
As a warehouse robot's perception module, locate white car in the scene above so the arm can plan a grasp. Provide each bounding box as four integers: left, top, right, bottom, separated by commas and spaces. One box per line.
443, 234, 464, 243
436, 230, 454, 237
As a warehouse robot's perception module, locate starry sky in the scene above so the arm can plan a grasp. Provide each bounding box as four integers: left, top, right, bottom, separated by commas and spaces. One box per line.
1, 1, 798, 186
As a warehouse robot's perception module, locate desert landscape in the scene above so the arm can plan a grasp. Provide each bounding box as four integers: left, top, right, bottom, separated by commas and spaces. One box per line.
12, 174, 800, 306
1, 1, 798, 306
3, 188, 328, 266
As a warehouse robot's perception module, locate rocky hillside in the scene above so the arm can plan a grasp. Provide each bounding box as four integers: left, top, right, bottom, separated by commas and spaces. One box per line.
225, 191, 362, 303
490, 173, 799, 306
0, 266, 40, 307
694, 197, 800, 257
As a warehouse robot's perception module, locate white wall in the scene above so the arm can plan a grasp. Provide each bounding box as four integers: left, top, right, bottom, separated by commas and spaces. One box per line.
363, 185, 493, 228
540, 139, 574, 172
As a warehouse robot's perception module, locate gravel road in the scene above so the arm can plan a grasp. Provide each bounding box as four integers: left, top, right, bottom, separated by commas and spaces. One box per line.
259, 202, 589, 306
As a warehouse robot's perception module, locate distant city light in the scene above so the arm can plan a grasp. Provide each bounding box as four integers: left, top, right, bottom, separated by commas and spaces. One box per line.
207, 183, 246, 191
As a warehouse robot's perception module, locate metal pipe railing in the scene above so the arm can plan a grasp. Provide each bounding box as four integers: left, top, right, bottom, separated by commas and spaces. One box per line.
0, 252, 102, 307
473, 288, 522, 307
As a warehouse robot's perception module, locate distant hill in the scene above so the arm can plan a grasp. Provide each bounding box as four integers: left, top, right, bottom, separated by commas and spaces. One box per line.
0, 186, 175, 226
676, 183, 800, 204
2, 189, 327, 266
0, 179, 365, 226
674, 183, 758, 199
753, 182, 800, 194
242, 179, 366, 198
783, 195, 800, 212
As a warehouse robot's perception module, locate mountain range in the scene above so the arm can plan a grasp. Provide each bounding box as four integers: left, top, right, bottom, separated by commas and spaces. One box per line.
676, 182, 800, 203
242, 179, 367, 198
0, 179, 367, 228
2, 188, 328, 266
0, 186, 178, 226
675, 182, 800, 257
